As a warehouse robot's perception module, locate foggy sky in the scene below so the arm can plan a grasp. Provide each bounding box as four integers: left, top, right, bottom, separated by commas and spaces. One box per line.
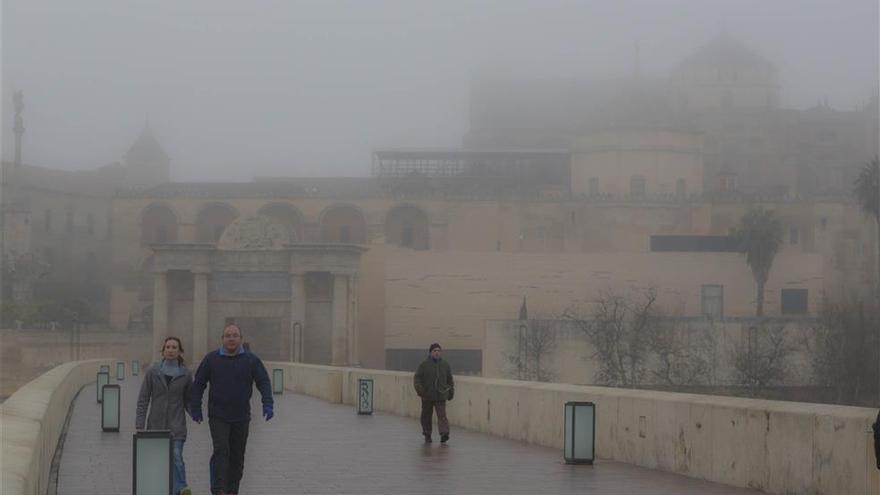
2, 0, 878, 182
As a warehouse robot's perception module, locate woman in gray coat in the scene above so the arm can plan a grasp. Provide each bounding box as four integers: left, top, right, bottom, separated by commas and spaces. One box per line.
136, 336, 193, 495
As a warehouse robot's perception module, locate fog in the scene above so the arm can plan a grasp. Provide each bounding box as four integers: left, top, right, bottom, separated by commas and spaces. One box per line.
2, 0, 878, 181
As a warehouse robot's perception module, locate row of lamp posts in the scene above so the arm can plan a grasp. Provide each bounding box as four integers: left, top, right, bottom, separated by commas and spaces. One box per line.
96, 364, 595, 494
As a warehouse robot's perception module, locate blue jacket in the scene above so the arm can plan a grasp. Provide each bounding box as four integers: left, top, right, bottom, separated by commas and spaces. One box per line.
191, 347, 273, 422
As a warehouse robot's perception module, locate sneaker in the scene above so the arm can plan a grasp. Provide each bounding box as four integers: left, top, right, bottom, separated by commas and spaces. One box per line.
440, 433, 449, 443
423, 433, 432, 443
179, 488, 192, 495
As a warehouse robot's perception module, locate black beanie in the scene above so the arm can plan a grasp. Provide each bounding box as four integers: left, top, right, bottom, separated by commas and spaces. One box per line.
429, 343, 442, 352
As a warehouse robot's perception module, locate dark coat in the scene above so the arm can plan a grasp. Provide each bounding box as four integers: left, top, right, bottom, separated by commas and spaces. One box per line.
873, 410, 879, 469
191, 348, 273, 422
135, 362, 192, 439
413, 357, 454, 402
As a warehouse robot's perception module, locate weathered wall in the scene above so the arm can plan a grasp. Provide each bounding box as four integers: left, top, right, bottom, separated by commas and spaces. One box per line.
0, 359, 116, 495
270, 361, 880, 495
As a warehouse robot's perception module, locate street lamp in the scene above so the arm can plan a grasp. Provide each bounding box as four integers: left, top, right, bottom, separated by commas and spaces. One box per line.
132, 360, 140, 376
272, 368, 284, 395
564, 401, 596, 465
116, 361, 125, 381
357, 377, 374, 415
101, 384, 121, 432
132, 430, 173, 495
290, 322, 303, 362
96, 370, 110, 403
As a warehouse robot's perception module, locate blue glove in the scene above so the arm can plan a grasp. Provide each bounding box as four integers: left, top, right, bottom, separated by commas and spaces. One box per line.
263, 404, 274, 421
191, 408, 203, 423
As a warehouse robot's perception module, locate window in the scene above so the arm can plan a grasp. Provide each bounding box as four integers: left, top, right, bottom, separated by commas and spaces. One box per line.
213, 225, 225, 242
588, 177, 599, 196
781, 289, 808, 314
789, 227, 799, 245
157, 225, 168, 243
701, 284, 724, 319
87, 214, 95, 235
675, 178, 687, 198
401, 226, 414, 248
339, 225, 351, 244
630, 175, 646, 198
44, 209, 52, 231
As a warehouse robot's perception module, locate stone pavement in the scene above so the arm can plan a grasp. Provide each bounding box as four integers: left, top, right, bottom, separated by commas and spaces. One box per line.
56, 375, 760, 494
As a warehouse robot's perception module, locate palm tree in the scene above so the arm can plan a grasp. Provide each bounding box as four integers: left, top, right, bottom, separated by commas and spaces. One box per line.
735, 206, 783, 317
854, 156, 879, 305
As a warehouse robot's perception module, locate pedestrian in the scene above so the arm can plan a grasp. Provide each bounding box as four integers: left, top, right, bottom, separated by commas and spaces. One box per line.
873, 409, 879, 470
191, 324, 274, 495
136, 336, 193, 495
413, 342, 454, 444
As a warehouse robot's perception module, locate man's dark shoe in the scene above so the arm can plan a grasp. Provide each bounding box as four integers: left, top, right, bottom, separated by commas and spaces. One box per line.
423, 433, 432, 443
440, 433, 449, 443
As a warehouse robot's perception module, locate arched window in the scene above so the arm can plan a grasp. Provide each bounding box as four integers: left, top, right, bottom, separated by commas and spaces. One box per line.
320, 205, 366, 244
630, 175, 646, 198
384, 205, 429, 249
257, 202, 304, 241
196, 203, 237, 243
141, 204, 178, 245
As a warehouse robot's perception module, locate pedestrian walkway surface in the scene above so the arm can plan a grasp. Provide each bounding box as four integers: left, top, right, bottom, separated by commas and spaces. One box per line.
56, 375, 760, 494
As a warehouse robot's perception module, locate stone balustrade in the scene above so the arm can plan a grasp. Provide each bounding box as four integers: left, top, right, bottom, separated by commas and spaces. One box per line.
271, 361, 880, 495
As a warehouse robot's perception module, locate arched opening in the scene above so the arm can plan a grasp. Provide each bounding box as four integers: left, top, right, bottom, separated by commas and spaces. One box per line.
257, 202, 304, 241
630, 175, 646, 198
384, 205, 429, 249
196, 203, 238, 243
141, 204, 178, 245
320, 205, 366, 244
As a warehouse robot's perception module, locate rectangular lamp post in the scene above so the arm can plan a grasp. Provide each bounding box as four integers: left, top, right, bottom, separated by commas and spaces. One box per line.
116, 361, 125, 381
96, 371, 110, 403
132, 430, 173, 495
272, 368, 284, 395
132, 360, 140, 376
357, 377, 373, 415
100, 364, 110, 373
564, 401, 595, 465
101, 384, 121, 432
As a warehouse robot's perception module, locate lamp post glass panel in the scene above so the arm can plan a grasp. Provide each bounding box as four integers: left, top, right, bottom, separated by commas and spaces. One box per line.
116, 361, 125, 380
272, 369, 283, 395
132, 431, 173, 495
132, 360, 140, 376
357, 378, 373, 415
101, 384, 121, 432
564, 401, 595, 465
96, 371, 110, 403
100, 365, 110, 373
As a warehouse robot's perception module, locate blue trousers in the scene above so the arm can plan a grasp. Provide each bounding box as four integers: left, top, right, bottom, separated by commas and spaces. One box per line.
172, 439, 188, 495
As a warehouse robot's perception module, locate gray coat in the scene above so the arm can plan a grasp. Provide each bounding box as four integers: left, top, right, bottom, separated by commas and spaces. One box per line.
135, 362, 193, 440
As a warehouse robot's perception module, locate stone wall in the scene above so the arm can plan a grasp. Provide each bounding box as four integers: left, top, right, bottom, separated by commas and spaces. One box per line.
270, 361, 880, 495
0, 359, 115, 495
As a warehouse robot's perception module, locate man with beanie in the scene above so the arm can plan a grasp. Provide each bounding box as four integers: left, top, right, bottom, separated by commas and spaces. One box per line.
191, 324, 274, 495
414, 343, 454, 444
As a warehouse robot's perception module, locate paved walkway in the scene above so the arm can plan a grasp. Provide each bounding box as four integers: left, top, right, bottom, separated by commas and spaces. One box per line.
56, 375, 759, 494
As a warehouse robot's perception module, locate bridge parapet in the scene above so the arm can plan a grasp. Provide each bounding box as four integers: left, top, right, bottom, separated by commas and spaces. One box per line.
270, 361, 880, 495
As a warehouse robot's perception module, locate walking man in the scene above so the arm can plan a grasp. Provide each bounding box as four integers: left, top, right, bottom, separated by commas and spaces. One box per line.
413, 343, 454, 444
191, 324, 274, 495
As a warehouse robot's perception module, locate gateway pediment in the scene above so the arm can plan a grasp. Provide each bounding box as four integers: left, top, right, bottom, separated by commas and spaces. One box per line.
218, 215, 292, 250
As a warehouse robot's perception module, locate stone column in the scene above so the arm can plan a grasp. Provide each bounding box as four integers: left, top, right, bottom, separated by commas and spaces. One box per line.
348, 275, 360, 366
331, 273, 349, 366
192, 271, 209, 361
151, 271, 168, 354
288, 273, 306, 362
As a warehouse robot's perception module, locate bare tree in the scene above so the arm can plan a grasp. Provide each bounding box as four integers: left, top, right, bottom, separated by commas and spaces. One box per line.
650, 319, 717, 387
565, 288, 660, 387
732, 323, 793, 391
803, 299, 879, 404
506, 318, 558, 382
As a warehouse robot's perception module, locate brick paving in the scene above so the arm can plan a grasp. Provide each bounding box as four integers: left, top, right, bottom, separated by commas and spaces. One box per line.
56, 375, 759, 494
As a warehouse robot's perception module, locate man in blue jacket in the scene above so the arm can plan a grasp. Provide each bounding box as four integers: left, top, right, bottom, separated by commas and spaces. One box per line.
191, 324, 274, 495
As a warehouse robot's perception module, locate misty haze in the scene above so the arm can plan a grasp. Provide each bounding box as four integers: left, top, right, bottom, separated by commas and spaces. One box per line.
1, 1, 879, 494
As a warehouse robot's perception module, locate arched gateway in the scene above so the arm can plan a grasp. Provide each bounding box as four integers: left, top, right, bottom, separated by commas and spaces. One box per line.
148, 215, 366, 365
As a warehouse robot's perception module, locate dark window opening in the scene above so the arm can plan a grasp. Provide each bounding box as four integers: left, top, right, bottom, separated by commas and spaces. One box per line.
401, 226, 414, 248
340, 225, 351, 243
781, 289, 808, 314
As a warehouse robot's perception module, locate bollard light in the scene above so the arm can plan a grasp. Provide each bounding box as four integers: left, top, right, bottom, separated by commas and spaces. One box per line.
132, 360, 140, 376
100, 364, 110, 373
96, 371, 110, 403
101, 384, 121, 432
132, 430, 173, 495
564, 401, 595, 465
116, 361, 125, 381
272, 368, 284, 395
357, 378, 373, 415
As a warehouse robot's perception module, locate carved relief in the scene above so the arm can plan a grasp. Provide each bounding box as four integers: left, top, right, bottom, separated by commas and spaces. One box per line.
218, 215, 291, 250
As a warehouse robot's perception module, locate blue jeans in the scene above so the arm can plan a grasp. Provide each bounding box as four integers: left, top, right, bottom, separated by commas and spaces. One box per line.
172, 439, 188, 494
